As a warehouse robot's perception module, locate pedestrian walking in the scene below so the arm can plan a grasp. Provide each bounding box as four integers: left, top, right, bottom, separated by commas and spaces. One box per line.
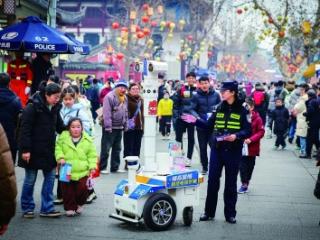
173, 72, 197, 166
55, 118, 97, 217
0, 124, 17, 236
60, 86, 92, 135
182, 80, 251, 224
123, 83, 144, 158
285, 87, 300, 144
271, 98, 290, 150
99, 79, 112, 105
292, 84, 308, 158
85, 78, 100, 123
19, 83, 64, 218
251, 82, 268, 125
238, 97, 265, 194
0, 73, 22, 162
157, 91, 173, 139
189, 76, 221, 174
100, 79, 128, 174
305, 89, 320, 158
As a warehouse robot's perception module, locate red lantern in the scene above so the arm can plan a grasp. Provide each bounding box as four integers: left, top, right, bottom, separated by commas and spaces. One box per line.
236, 9, 243, 14
116, 52, 124, 60
142, 3, 149, 11
151, 21, 158, 27
112, 22, 120, 29
137, 31, 145, 39
278, 31, 285, 38
268, 17, 274, 24
187, 35, 193, 41
121, 27, 128, 32
142, 16, 149, 23
143, 27, 151, 36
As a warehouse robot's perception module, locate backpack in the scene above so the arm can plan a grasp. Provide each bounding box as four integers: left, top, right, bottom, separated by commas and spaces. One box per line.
253, 91, 265, 106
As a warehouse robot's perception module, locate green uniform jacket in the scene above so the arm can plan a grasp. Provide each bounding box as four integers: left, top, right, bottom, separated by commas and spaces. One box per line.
55, 131, 97, 181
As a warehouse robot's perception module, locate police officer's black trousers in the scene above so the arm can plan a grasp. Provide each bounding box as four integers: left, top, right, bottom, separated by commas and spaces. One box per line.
175, 119, 195, 159
205, 146, 242, 219
197, 128, 210, 171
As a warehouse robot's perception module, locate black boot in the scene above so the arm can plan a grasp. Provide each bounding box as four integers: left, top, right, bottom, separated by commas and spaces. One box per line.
226, 217, 237, 224
199, 213, 214, 221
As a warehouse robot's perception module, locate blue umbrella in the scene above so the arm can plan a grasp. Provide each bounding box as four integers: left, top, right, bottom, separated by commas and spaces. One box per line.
64, 33, 90, 55
0, 16, 89, 54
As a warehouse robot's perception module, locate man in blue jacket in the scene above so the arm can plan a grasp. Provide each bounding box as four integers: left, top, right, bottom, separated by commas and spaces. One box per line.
190, 76, 221, 174
0, 73, 22, 162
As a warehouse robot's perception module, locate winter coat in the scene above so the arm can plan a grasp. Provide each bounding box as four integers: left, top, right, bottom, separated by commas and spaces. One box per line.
305, 96, 320, 129
103, 90, 128, 131
99, 86, 112, 104
18, 92, 64, 171
55, 131, 97, 181
294, 94, 308, 137
268, 88, 289, 111
247, 111, 265, 156
190, 88, 221, 121
271, 105, 289, 134
0, 87, 22, 158
172, 84, 197, 119
285, 88, 300, 112
0, 124, 17, 225
60, 103, 91, 135
157, 98, 173, 116
127, 94, 144, 130
77, 96, 94, 132
31, 56, 53, 94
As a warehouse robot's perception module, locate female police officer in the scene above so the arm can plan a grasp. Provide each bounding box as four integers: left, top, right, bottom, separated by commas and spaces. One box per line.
182, 80, 251, 224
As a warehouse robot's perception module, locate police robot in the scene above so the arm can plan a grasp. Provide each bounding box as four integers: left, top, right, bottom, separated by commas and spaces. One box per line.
109, 61, 204, 231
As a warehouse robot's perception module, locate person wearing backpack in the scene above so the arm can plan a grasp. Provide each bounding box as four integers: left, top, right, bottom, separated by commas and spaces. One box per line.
0, 73, 23, 163
252, 82, 268, 125
123, 83, 144, 158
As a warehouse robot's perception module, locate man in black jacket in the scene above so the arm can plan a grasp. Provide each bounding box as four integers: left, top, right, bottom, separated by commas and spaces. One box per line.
31, 53, 53, 94
0, 73, 22, 162
305, 89, 320, 158
173, 72, 197, 166
190, 76, 221, 173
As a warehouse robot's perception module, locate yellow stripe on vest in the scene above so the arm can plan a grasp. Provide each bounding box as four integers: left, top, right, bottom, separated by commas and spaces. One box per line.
230, 113, 240, 120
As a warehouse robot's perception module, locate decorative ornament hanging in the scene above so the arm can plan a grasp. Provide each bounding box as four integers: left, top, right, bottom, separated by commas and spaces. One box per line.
112, 22, 120, 29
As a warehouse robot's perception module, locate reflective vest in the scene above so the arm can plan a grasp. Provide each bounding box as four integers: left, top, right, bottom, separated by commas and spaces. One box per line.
214, 111, 242, 134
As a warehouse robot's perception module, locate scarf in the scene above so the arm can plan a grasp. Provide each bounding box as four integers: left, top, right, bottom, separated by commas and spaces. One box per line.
115, 88, 126, 104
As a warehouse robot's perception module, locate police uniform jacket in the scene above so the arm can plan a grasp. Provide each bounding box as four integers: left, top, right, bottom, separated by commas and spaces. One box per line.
196, 98, 252, 149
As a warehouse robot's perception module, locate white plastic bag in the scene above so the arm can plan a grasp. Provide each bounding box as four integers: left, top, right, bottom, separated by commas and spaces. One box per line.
242, 143, 248, 156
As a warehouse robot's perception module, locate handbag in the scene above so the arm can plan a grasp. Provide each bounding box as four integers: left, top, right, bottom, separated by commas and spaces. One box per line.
128, 100, 141, 130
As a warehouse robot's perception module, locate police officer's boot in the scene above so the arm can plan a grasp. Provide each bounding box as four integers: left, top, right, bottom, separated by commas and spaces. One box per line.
199, 213, 214, 221
225, 217, 237, 224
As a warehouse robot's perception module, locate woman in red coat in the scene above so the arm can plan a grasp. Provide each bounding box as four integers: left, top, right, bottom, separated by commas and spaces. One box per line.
238, 97, 265, 193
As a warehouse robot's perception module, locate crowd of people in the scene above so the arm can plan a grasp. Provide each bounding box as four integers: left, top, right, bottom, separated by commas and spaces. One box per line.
0, 53, 320, 234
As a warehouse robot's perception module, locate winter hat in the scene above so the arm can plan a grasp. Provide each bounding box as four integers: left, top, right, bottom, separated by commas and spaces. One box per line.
307, 89, 316, 98
220, 80, 238, 92
115, 79, 128, 88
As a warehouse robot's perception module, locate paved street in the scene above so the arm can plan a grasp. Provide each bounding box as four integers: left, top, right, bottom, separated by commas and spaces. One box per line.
3, 125, 320, 240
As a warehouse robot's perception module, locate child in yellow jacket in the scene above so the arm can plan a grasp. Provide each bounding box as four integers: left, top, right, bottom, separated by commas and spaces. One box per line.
157, 91, 173, 139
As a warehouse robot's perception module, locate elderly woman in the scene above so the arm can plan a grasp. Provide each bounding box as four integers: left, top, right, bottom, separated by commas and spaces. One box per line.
123, 83, 144, 159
